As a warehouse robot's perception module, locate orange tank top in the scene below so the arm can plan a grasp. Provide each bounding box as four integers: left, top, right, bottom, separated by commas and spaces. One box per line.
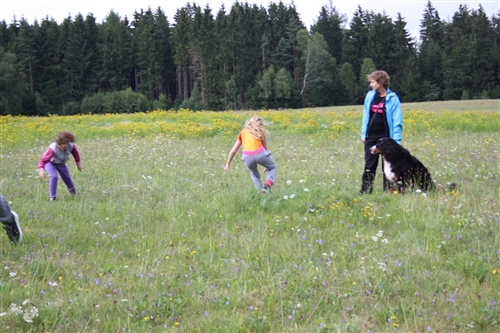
238, 128, 263, 152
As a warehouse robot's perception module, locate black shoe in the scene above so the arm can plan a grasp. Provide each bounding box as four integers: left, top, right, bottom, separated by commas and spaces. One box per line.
261, 184, 271, 194
3, 211, 22, 243
359, 181, 373, 194
359, 187, 373, 195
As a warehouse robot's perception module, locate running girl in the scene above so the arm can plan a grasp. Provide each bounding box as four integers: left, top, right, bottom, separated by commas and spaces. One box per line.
224, 116, 277, 193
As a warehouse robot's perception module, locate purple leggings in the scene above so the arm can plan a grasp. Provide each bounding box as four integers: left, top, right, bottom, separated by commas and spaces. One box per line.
44, 163, 76, 199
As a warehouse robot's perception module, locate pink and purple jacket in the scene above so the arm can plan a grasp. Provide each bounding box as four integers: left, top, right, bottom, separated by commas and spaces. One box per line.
38, 142, 81, 169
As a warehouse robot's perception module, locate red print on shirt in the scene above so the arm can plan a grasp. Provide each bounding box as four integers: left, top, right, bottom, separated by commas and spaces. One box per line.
371, 102, 385, 113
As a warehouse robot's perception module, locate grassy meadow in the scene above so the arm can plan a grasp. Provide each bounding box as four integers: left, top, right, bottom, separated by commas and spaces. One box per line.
0, 101, 499, 332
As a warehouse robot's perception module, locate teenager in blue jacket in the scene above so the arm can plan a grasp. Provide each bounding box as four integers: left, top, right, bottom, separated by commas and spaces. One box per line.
359, 70, 403, 194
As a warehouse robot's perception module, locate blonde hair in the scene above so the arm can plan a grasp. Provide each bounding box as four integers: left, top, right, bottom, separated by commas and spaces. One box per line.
56, 131, 76, 144
245, 116, 268, 140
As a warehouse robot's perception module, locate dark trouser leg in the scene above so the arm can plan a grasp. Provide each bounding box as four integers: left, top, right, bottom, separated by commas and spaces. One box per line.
360, 136, 382, 194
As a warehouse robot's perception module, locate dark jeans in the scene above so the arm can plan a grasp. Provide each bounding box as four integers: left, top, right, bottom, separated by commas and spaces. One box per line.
360, 135, 390, 193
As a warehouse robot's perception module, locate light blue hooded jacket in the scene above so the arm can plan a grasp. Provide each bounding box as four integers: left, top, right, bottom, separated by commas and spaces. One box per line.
361, 88, 403, 143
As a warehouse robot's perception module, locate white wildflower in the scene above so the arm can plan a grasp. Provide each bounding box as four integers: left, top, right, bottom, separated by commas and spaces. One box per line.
22, 305, 38, 323
10, 303, 22, 315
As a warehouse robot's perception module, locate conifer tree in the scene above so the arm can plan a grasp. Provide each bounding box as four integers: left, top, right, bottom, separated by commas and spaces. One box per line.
191, 4, 218, 108
358, 58, 376, 100
366, 13, 397, 76
311, 1, 345, 62
229, 2, 266, 108
61, 13, 100, 100
341, 6, 371, 79
418, 1, 444, 96
215, 5, 233, 107
99, 11, 134, 92
339, 62, 358, 105
172, 6, 192, 101
285, 15, 305, 85
36, 17, 64, 112
0, 46, 29, 114
17, 18, 42, 94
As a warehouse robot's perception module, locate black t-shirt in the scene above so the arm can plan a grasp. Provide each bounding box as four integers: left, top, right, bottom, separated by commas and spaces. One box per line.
368, 94, 388, 136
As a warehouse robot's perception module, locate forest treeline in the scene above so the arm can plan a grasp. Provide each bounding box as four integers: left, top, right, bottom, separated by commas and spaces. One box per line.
1, 1, 499, 115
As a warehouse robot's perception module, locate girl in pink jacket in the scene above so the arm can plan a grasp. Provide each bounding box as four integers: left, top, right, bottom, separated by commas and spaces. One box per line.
38, 131, 82, 201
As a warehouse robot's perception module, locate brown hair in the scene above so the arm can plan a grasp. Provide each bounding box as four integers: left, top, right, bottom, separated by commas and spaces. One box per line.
245, 116, 268, 140
367, 70, 391, 89
56, 131, 76, 144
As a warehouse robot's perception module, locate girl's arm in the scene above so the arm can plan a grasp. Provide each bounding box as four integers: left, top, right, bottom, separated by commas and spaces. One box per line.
224, 140, 242, 171
262, 137, 268, 150
71, 145, 82, 171
38, 148, 54, 179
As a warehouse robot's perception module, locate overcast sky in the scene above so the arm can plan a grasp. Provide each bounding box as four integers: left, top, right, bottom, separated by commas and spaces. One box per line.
1, 0, 498, 40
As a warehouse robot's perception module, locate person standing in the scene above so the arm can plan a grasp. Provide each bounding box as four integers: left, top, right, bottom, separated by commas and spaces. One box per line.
38, 131, 82, 201
359, 70, 403, 194
224, 116, 277, 193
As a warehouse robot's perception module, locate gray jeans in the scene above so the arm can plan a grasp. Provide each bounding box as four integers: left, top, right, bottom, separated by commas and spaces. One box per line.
241, 150, 277, 191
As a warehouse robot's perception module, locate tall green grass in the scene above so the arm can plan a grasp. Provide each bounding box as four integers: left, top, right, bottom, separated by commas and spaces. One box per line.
0, 101, 499, 332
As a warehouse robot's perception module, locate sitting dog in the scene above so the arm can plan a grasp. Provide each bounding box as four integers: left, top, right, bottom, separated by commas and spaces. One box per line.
370, 137, 435, 192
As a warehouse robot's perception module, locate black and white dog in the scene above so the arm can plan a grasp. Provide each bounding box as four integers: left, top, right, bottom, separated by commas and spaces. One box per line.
370, 137, 435, 192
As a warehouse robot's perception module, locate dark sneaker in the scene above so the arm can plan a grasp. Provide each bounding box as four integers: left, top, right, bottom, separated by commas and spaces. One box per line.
3, 211, 22, 243
50, 197, 56, 201
359, 182, 373, 195
261, 184, 271, 194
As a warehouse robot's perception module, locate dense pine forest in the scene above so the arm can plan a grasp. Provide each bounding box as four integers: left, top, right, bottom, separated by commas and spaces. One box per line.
1, 1, 499, 115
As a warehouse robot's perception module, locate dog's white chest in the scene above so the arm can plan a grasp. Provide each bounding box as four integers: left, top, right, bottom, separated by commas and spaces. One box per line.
383, 158, 397, 181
